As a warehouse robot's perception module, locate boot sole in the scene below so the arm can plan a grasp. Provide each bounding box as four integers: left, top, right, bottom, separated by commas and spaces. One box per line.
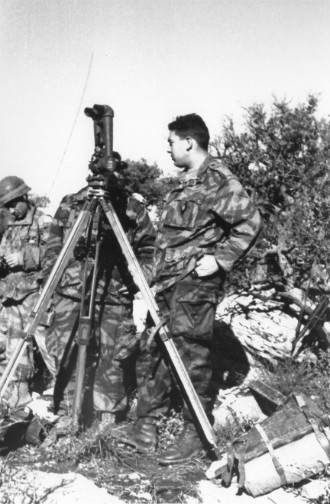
157, 449, 204, 466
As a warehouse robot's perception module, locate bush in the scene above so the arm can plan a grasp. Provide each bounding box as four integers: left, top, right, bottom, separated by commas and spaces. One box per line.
261, 350, 330, 413
211, 95, 330, 295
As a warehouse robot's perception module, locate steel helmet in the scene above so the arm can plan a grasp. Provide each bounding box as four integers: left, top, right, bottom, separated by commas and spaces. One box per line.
0, 176, 31, 206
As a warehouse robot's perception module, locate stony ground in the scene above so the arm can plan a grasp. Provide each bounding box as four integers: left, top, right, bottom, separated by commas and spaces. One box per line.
1, 410, 330, 504
0, 417, 211, 503
1, 290, 330, 503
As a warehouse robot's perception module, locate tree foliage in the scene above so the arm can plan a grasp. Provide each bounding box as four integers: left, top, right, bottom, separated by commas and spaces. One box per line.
211, 95, 330, 293
118, 158, 162, 203
121, 158, 179, 205
30, 193, 51, 209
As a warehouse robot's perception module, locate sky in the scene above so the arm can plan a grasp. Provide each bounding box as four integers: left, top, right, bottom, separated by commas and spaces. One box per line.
1, 0, 330, 214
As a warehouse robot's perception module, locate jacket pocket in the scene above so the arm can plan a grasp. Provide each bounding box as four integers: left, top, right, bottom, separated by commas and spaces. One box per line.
162, 248, 188, 275
169, 284, 218, 340
163, 197, 202, 230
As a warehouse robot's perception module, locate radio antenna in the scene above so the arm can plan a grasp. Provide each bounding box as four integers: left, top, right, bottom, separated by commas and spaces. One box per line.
48, 53, 94, 199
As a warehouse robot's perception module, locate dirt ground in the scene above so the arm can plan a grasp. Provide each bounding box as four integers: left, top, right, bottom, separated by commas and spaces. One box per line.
0, 414, 213, 503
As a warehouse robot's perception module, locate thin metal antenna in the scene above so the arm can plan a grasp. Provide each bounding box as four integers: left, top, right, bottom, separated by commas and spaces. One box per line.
47, 53, 94, 199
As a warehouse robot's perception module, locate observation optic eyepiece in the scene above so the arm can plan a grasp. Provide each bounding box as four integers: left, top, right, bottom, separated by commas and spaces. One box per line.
85, 104, 115, 175
84, 104, 114, 121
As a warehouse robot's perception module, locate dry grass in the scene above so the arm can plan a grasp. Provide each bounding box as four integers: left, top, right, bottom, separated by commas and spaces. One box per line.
0, 414, 209, 503
1, 350, 330, 502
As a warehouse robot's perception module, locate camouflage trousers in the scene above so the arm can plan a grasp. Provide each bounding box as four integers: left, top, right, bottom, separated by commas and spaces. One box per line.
136, 275, 222, 423
0, 293, 57, 386
46, 294, 138, 417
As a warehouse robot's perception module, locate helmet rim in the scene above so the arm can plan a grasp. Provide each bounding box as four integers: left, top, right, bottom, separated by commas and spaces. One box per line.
0, 176, 31, 206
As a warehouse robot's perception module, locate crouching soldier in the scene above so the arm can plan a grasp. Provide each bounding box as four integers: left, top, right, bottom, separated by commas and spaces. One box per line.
0, 176, 57, 409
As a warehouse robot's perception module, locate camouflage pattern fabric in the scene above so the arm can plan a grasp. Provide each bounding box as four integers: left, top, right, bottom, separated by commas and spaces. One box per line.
43, 189, 156, 303
0, 294, 37, 382
154, 155, 262, 292
90, 302, 138, 414
136, 283, 218, 422
0, 207, 12, 240
0, 290, 56, 385
134, 155, 262, 423
48, 295, 138, 416
46, 294, 80, 398
43, 189, 156, 415
0, 205, 56, 384
0, 206, 53, 301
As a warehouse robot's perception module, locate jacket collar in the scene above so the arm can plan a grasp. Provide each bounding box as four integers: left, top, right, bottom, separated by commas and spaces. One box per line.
177, 154, 213, 187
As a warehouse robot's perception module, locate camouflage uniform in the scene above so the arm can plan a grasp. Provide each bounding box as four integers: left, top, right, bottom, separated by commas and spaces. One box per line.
0, 208, 11, 239
135, 155, 262, 422
44, 188, 156, 416
0, 205, 55, 395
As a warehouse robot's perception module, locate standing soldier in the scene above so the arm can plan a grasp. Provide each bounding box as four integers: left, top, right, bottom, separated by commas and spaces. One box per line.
0, 176, 56, 409
112, 114, 262, 464
43, 154, 156, 433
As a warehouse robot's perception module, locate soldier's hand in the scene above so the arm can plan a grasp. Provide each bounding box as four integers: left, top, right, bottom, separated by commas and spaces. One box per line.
5, 252, 23, 268
195, 254, 219, 277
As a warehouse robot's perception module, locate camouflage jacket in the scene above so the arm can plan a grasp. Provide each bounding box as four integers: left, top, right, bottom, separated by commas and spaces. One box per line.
0, 205, 53, 301
0, 208, 12, 239
43, 188, 156, 304
154, 155, 262, 291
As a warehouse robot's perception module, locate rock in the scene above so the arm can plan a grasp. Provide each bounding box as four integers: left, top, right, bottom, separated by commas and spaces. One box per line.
300, 479, 330, 500
216, 293, 295, 366
213, 393, 267, 431
196, 479, 307, 503
0, 469, 124, 504
24, 394, 59, 424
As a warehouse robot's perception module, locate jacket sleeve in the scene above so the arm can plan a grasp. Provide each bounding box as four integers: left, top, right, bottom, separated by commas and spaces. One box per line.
212, 173, 262, 273
22, 213, 54, 273
130, 200, 156, 285
42, 204, 67, 281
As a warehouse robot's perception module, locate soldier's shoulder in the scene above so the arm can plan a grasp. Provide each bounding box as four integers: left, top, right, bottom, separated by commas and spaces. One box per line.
35, 208, 53, 227
55, 189, 86, 218
61, 188, 86, 207
207, 158, 235, 179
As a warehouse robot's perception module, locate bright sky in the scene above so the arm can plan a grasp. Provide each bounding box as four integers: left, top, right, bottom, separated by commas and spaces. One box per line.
1, 0, 330, 214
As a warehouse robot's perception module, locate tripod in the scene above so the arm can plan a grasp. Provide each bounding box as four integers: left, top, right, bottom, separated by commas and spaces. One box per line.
0, 105, 219, 457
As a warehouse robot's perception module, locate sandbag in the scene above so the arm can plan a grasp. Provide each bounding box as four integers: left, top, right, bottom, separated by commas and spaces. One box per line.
0, 406, 52, 452
219, 393, 330, 497
244, 428, 330, 496
0, 409, 31, 452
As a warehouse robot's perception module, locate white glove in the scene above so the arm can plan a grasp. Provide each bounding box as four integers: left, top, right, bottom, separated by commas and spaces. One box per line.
5, 252, 23, 268
133, 292, 149, 333
195, 254, 220, 277
132, 193, 146, 203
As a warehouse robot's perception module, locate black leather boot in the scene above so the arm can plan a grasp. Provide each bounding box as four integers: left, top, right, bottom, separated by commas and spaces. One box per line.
157, 423, 205, 465
111, 417, 158, 453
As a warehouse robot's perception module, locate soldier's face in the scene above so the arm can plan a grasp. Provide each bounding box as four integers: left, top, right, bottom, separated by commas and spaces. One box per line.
6, 197, 29, 220
167, 131, 189, 169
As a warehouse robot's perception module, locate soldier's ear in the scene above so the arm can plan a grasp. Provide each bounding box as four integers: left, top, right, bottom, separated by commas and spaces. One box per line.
186, 137, 193, 151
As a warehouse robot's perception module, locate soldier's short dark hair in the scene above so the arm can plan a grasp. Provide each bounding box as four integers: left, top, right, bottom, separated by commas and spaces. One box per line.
168, 114, 210, 150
